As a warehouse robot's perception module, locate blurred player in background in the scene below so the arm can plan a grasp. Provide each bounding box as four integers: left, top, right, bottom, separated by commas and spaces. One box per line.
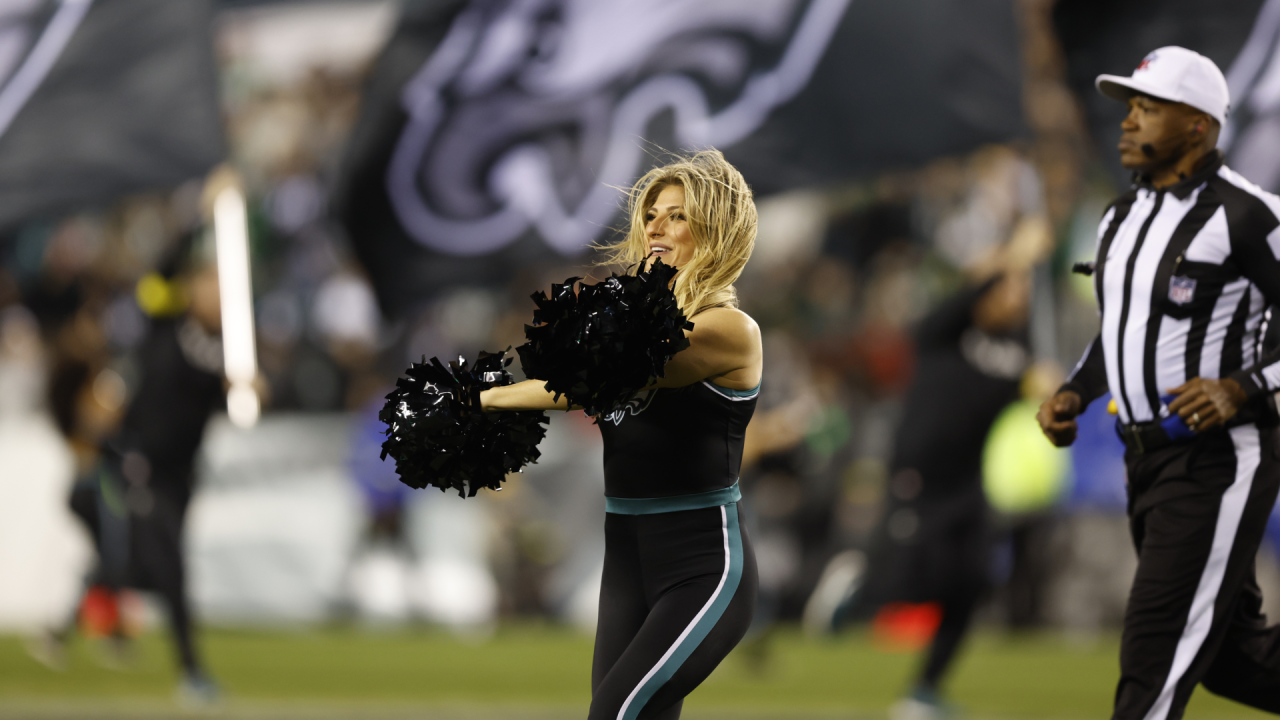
35, 276, 131, 666
815, 218, 1050, 720
35, 243, 227, 705
110, 254, 225, 702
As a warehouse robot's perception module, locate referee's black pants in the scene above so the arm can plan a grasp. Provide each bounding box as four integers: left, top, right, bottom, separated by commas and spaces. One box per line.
1115, 423, 1280, 720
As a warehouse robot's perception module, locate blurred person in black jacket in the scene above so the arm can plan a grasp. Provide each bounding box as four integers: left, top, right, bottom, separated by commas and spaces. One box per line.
112, 259, 225, 701
31, 287, 129, 668
48, 257, 226, 704
817, 224, 1047, 720
873, 270, 1028, 719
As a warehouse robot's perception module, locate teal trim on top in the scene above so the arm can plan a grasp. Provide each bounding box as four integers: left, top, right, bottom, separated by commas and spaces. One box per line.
605, 482, 741, 515
701, 381, 761, 399
621, 502, 745, 720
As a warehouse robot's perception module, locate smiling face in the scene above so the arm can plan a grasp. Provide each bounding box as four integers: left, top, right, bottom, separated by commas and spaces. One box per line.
645, 184, 695, 268
609, 150, 756, 316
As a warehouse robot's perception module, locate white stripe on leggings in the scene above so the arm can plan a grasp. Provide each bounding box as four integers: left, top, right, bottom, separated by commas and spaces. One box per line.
1142, 425, 1261, 720
616, 505, 731, 720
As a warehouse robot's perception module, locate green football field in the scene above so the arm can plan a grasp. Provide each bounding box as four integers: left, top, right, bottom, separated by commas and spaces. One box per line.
0, 624, 1267, 719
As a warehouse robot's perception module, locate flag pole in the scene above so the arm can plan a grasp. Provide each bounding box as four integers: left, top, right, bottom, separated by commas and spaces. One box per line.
208, 168, 259, 428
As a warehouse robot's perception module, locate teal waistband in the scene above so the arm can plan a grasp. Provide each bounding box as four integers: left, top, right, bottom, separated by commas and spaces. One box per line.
605, 482, 741, 515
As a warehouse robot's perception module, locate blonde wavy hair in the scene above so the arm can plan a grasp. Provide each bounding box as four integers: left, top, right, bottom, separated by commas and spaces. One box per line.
600, 149, 757, 317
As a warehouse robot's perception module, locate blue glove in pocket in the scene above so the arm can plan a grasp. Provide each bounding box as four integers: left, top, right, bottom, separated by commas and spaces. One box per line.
1159, 394, 1197, 440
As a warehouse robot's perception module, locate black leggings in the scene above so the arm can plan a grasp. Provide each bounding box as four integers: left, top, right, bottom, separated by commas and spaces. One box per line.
131, 486, 201, 676
590, 503, 757, 720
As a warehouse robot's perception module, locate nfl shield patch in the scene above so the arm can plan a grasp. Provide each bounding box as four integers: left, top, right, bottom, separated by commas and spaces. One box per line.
1169, 275, 1197, 305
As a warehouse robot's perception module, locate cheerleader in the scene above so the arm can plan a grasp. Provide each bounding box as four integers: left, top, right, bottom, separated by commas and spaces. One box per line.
481, 150, 761, 720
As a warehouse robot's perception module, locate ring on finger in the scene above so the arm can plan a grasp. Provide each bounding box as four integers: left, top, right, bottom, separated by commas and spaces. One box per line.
1192, 411, 1201, 425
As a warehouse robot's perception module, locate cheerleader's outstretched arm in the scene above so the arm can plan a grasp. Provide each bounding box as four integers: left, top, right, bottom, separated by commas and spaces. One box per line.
480, 380, 574, 412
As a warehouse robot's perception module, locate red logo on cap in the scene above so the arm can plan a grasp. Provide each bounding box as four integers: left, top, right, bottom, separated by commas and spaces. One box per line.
1136, 59, 1152, 71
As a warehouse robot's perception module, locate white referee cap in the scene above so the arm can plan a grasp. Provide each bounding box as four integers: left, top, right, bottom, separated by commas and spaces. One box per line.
1096, 46, 1230, 125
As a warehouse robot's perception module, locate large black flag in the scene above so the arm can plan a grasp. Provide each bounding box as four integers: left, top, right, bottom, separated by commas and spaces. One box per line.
1219, 0, 1280, 192
335, 0, 1028, 316
0, 0, 225, 230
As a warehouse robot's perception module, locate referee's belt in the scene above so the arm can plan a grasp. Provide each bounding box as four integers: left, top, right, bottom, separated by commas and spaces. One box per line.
1114, 420, 1187, 455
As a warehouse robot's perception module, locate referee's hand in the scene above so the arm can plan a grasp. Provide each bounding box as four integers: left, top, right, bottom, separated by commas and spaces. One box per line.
1166, 377, 1247, 432
1037, 390, 1082, 447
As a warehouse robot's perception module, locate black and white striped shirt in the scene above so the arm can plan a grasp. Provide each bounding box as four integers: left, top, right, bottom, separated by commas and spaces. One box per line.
1064, 152, 1280, 426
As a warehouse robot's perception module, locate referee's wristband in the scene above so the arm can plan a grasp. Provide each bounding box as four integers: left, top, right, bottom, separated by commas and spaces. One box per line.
1229, 369, 1268, 398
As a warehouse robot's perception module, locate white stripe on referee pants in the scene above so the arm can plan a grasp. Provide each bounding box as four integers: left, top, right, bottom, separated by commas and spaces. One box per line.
1142, 425, 1261, 720
616, 506, 731, 720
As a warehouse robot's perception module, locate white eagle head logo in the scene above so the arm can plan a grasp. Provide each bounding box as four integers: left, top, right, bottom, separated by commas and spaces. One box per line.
388, 0, 849, 256
0, 0, 94, 140
0, 0, 50, 90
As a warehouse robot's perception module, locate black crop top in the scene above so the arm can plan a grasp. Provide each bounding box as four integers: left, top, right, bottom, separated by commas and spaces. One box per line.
596, 380, 759, 499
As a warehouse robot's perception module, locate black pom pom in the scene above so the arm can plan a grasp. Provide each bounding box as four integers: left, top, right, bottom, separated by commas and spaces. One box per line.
379, 349, 549, 497
517, 258, 694, 418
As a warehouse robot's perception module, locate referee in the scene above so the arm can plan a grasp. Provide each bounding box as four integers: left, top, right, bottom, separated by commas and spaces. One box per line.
1038, 47, 1280, 719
